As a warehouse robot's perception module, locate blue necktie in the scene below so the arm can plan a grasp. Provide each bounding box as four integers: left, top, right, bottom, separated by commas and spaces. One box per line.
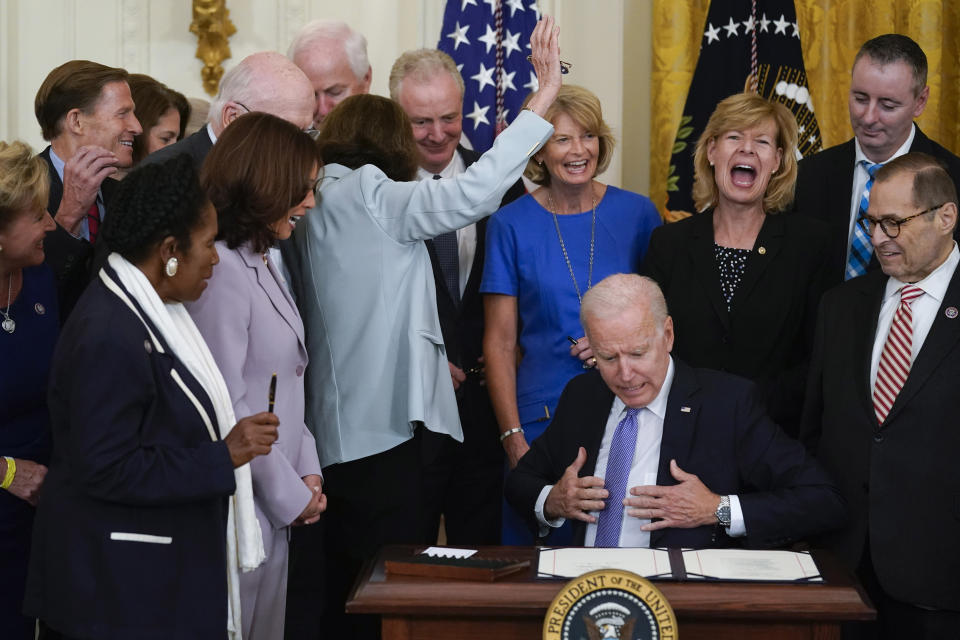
594, 407, 641, 547
431, 175, 461, 305
846, 161, 882, 280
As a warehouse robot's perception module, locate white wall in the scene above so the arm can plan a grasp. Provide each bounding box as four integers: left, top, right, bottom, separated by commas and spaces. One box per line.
0, 0, 651, 192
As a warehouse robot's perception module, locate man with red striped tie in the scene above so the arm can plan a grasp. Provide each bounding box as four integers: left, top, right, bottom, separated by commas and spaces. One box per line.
802, 152, 960, 639
34, 60, 141, 319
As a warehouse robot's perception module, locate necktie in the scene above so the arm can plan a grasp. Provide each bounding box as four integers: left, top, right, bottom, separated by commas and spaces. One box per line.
431, 174, 460, 305
86, 200, 100, 244
846, 161, 882, 280
873, 284, 924, 424
594, 407, 641, 547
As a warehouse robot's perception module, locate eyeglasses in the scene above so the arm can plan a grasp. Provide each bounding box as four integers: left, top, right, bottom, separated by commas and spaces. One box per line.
857, 203, 944, 238
233, 101, 319, 136
526, 55, 572, 74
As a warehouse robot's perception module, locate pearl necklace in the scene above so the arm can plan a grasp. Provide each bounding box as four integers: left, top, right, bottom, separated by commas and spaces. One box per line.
547, 191, 596, 304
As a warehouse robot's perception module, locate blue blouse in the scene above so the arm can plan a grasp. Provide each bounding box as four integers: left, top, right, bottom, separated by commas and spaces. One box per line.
481, 186, 661, 439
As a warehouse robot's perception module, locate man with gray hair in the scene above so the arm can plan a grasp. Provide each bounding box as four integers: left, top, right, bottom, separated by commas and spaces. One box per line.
506, 274, 844, 549
143, 51, 314, 167
802, 152, 960, 637
390, 49, 525, 545
288, 19, 372, 127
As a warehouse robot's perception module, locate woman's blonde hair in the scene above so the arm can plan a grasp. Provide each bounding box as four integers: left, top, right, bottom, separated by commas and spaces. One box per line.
522, 84, 615, 186
0, 141, 49, 230
692, 92, 798, 213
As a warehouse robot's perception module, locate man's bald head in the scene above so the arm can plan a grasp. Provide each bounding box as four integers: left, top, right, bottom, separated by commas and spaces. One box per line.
209, 51, 315, 136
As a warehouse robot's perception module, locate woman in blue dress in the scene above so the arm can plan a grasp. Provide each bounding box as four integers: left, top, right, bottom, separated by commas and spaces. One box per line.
0, 141, 58, 639
482, 85, 661, 544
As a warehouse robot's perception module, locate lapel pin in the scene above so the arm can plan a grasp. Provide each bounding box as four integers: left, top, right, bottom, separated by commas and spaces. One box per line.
34, 303, 46, 315
680, 406, 691, 413
946, 306, 958, 319
757, 246, 766, 255
144, 339, 153, 354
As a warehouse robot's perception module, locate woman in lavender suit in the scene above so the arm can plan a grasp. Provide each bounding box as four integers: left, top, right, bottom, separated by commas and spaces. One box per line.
187, 112, 325, 640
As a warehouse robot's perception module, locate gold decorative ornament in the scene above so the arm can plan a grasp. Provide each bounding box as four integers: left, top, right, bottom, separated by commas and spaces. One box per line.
190, 0, 237, 96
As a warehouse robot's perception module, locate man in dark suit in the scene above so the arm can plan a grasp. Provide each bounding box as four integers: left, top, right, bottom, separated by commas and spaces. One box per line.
34, 60, 141, 318
390, 48, 526, 545
144, 51, 315, 170
507, 274, 844, 549
792, 34, 960, 282
801, 153, 960, 638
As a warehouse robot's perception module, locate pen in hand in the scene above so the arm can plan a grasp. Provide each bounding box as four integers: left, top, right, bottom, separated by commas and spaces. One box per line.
268, 373, 277, 414
566, 335, 579, 346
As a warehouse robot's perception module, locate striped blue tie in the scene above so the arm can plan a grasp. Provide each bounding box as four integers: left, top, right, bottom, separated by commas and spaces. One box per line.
846, 161, 882, 280
594, 408, 641, 547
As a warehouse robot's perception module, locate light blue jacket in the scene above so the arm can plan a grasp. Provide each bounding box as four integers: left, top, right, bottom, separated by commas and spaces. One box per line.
287, 109, 552, 466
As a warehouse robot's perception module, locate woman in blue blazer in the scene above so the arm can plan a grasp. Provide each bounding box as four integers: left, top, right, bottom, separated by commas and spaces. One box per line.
24, 155, 278, 640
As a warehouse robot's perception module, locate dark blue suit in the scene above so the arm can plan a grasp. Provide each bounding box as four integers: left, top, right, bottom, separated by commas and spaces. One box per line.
24, 265, 237, 639
506, 360, 845, 548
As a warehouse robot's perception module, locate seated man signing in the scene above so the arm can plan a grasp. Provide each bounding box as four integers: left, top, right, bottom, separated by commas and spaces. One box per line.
505, 274, 845, 548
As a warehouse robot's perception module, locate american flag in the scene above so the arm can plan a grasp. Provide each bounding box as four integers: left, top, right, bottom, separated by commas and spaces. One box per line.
437, 0, 541, 152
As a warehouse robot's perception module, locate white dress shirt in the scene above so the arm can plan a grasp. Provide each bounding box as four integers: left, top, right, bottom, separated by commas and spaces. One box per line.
417, 152, 476, 297
534, 357, 746, 546
871, 243, 959, 387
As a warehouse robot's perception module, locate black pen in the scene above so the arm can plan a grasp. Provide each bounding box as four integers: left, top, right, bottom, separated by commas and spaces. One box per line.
268, 373, 277, 413
566, 335, 579, 346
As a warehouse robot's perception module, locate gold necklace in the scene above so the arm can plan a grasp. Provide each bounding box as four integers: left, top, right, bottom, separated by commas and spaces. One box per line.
547, 191, 596, 304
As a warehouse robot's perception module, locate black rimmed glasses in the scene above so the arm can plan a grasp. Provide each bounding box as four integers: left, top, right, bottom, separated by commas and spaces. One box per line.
857, 203, 945, 238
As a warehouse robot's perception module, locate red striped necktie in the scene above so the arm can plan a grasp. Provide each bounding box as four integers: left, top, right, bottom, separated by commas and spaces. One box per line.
873, 284, 924, 424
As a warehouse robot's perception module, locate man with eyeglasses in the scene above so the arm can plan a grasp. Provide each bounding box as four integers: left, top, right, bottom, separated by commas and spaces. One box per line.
791, 34, 960, 283
801, 152, 960, 638
142, 51, 315, 169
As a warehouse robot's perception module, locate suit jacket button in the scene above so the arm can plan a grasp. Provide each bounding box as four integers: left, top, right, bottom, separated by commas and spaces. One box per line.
296, 365, 305, 377
873, 432, 884, 443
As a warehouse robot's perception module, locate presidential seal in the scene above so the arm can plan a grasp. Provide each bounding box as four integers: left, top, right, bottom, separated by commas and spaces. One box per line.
543, 569, 677, 640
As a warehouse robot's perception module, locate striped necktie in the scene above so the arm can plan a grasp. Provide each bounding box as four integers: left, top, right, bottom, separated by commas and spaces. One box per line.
873, 284, 924, 424
846, 161, 882, 280
594, 407, 641, 547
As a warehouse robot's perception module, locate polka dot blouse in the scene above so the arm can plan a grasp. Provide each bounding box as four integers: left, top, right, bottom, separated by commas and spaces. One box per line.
714, 243, 750, 312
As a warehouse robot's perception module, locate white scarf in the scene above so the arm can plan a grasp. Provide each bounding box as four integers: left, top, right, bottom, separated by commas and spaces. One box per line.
103, 253, 264, 639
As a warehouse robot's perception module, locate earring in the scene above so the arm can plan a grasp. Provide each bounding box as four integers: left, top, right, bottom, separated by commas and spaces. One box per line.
165, 257, 179, 277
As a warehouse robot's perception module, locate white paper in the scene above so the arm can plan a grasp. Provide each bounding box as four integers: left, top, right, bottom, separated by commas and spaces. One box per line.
682, 549, 822, 582
420, 546, 477, 559
537, 547, 672, 579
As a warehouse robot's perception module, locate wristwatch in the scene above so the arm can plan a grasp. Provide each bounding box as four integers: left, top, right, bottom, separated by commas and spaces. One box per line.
715, 495, 731, 527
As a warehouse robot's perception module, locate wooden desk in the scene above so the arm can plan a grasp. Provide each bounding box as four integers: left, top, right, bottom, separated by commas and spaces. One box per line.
347, 546, 875, 640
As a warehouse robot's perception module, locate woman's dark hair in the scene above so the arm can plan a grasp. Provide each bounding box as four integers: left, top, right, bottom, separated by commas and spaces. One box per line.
201, 112, 321, 254
101, 153, 207, 263
127, 74, 182, 164
316, 94, 418, 181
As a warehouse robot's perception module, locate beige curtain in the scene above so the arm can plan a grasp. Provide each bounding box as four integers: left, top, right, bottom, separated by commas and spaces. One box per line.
650, 0, 960, 219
